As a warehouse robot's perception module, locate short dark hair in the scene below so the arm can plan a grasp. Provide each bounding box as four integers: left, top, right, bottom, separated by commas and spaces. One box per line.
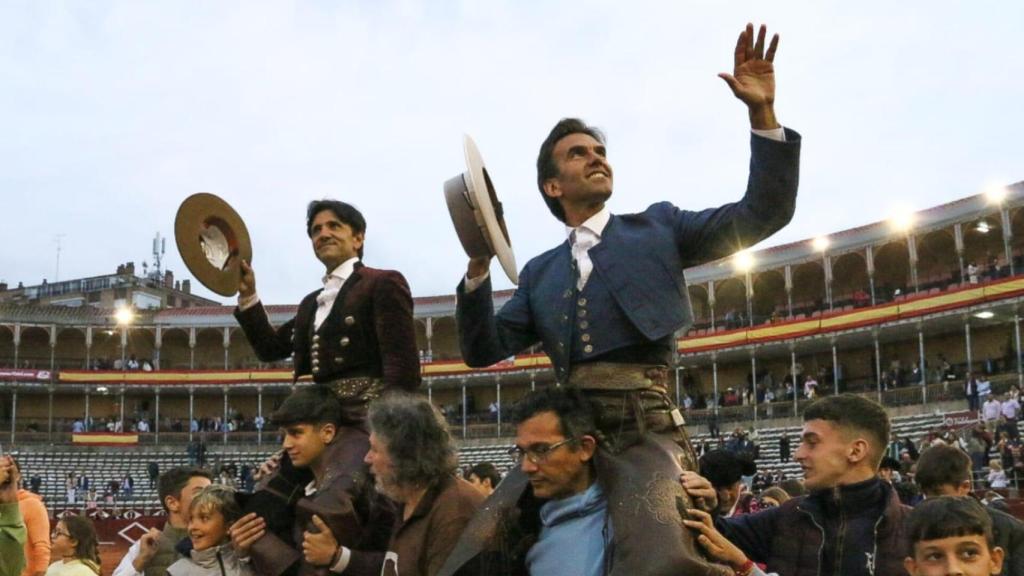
778, 478, 807, 498
271, 386, 343, 428
803, 394, 890, 467
535, 118, 606, 223
699, 449, 757, 489
306, 199, 367, 258
907, 496, 994, 549
915, 444, 972, 495
508, 386, 600, 445
467, 462, 502, 488
368, 394, 457, 489
157, 466, 213, 513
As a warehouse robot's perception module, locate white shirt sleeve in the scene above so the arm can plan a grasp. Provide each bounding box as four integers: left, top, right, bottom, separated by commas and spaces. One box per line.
112, 540, 144, 576
237, 292, 260, 311
751, 127, 786, 142
463, 271, 490, 293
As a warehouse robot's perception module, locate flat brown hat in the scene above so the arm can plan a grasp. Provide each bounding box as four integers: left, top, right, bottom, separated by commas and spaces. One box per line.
444, 135, 518, 284
174, 193, 253, 297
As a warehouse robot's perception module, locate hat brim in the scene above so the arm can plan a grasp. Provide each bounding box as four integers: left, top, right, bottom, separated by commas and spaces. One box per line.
174, 193, 253, 297
443, 135, 518, 285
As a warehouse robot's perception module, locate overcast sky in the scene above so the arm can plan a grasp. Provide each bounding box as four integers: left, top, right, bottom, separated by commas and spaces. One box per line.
2, 1, 1021, 305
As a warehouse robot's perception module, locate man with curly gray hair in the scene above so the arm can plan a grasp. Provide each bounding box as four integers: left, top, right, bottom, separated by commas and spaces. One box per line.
304, 394, 484, 576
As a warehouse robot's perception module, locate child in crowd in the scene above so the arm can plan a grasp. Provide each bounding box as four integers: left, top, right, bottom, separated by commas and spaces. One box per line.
167, 484, 253, 576
904, 496, 1004, 576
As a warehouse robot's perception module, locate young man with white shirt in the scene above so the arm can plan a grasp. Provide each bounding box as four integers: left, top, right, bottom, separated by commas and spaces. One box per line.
450, 23, 800, 576
231, 200, 419, 575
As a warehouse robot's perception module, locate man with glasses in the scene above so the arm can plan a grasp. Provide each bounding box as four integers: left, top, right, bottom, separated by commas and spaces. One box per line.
443, 387, 604, 575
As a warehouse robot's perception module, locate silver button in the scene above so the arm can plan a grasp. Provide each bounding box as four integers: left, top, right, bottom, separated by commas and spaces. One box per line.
344, 316, 356, 326
558, 342, 565, 351
581, 334, 591, 343
313, 335, 320, 342
312, 366, 320, 374
578, 309, 587, 318
334, 356, 344, 364
563, 289, 572, 298
584, 344, 594, 354
312, 358, 320, 365
579, 321, 589, 329
577, 297, 587, 306
340, 337, 350, 347
311, 343, 320, 350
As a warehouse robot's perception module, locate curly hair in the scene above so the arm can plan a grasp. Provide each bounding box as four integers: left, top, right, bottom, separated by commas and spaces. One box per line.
368, 394, 457, 489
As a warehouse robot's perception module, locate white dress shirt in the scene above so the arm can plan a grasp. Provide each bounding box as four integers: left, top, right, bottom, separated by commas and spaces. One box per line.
239, 257, 360, 332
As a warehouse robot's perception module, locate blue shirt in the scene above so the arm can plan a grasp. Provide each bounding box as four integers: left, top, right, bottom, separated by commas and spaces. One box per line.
526, 482, 611, 576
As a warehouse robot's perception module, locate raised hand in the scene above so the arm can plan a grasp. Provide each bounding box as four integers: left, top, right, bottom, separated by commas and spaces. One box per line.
132, 527, 163, 572
239, 260, 257, 299
719, 23, 781, 129
302, 515, 340, 567
229, 512, 266, 558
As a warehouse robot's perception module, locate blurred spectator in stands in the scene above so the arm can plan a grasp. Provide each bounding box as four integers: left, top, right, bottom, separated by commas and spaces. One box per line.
166, 484, 252, 576
910, 361, 923, 385
969, 261, 981, 284
136, 419, 150, 433
8, 459, 49, 576
989, 460, 1009, 489
147, 462, 159, 489
48, 516, 101, 576
803, 374, 819, 399
84, 490, 97, 512
216, 469, 235, 488
121, 474, 134, 498
1002, 395, 1021, 440
723, 387, 739, 407
967, 373, 982, 412
112, 466, 213, 576
126, 355, 140, 370
879, 457, 902, 484
852, 288, 870, 307
779, 433, 790, 463
28, 475, 41, 495
238, 465, 254, 493
968, 427, 991, 475
70, 420, 84, 434
700, 449, 756, 517
465, 462, 502, 497
64, 485, 75, 506
141, 359, 153, 372
489, 401, 499, 421
986, 396, 1004, 424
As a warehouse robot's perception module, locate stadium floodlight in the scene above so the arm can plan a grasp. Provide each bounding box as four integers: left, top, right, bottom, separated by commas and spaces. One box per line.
889, 207, 916, 233
812, 236, 830, 252
733, 250, 755, 273
985, 184, 1009, 205
974, 310, 995, 319
114, 306, 134, 326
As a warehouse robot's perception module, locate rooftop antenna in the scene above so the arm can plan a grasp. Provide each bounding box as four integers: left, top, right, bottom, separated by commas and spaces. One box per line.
152, 232, 166, 279
54, 234, 66, 282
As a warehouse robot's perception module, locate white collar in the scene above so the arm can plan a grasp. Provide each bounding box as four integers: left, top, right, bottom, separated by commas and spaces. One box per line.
305, 479, 318, 496
321, 257, 360, 285
565, 206, 611, 240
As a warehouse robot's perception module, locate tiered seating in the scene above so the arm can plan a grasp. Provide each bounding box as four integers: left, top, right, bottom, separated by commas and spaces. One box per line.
6, 408, 994, 509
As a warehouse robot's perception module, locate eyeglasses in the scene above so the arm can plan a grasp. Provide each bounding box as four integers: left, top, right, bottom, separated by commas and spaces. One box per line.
507, 438, 575, 464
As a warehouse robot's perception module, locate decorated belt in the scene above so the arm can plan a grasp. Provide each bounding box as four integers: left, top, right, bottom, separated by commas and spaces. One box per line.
321, 377, 384, 403
567, 362, 670, 392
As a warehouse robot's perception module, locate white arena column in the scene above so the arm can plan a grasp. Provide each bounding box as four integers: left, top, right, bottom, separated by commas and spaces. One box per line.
874, 333, 883, 403
495, 376, 502, 435
918, 330, 927, 405
154, 386, 161, 445
9, 383, 17, 444
222, 385, 229, 445
790, 348, 798, 416
832, 339, 840, 396
256, 384, 263, 446
188, 385, 195, 442
750, 351, 758, 425
965, 322, 973, 376
1015, 315, 1023, 388
461, 379, 468, 439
